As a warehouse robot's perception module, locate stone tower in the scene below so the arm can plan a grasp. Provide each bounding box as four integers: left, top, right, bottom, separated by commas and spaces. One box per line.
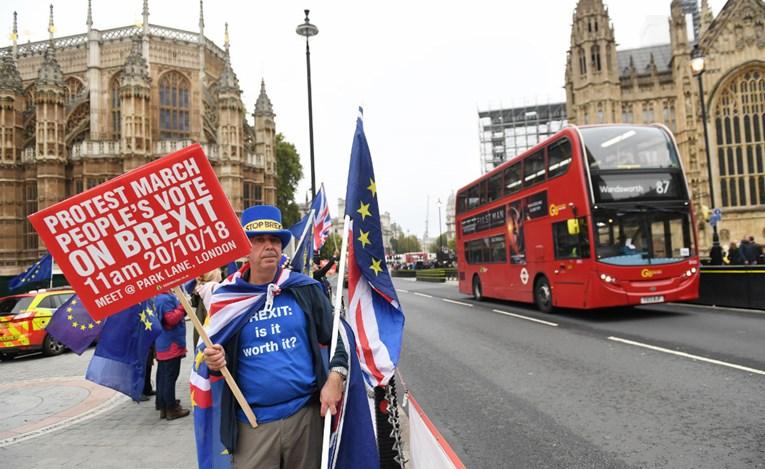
216, 23, 245, 210
34, 6, 67, 215
0, 13, 25, 255
254, 79, 277, 205
565, 0, 620, 125
120, 37, 152, 170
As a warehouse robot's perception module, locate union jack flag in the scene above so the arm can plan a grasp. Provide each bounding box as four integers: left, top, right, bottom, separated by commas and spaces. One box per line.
344, 109, 405, 386
311, 183, 332, 252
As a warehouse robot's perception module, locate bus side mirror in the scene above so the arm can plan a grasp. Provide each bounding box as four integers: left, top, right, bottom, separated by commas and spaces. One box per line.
567, 218, 580, 235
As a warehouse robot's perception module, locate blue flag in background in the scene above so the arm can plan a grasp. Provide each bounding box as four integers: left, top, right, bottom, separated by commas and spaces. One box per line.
288, 213, 313, 275
85, 301, 161, 401
9, 254, 52, 291
46, 295, 102, 355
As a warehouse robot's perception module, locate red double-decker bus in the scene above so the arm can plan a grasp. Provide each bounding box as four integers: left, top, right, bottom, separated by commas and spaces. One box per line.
456, 124, 700, 312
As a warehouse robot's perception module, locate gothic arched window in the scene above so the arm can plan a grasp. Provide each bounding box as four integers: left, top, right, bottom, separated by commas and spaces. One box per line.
159, 71, 191, 140
578, 47, 587, 75
65, 77, 85, 103
713, 67, 765, 208
111, 74, 121, 139
591, 45, 601, 72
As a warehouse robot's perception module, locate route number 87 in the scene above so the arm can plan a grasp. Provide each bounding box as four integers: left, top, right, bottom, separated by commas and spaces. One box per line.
655, 180, 670, 194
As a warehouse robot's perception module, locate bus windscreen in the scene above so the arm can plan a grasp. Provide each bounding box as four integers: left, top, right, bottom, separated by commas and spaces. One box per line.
581, 126, 680, 170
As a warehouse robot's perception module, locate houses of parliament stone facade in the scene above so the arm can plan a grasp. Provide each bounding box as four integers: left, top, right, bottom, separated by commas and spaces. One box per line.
0, 1, 277, 275
566, 0, 765, 250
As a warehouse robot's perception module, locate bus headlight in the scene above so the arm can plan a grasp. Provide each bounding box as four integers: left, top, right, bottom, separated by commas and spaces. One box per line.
600, 273, 616, 283
682, 268, 698, 278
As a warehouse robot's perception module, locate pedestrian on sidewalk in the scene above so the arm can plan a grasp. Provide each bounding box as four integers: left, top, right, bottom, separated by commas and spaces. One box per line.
154, 292, 190, 420
202, 205, 347, 469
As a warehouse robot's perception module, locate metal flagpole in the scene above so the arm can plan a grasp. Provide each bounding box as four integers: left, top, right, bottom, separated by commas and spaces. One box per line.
320, 214, 350, 467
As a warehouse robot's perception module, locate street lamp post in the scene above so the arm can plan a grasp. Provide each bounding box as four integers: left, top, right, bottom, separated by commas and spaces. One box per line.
690, 46, 721, 262
296, 10, 318, 200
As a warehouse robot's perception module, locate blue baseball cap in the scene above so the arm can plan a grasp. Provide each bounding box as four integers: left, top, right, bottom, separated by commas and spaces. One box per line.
240, 205, 292, 248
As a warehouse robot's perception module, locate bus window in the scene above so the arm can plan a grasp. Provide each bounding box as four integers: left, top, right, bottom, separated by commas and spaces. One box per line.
467, 185, 479, 210
488, 174, 502, 202
524, 150, 546, 187
457, 192, 466, 214
465, 235, 506, 264
547, 138, 572, 179
479, 180, 488, 205
503, 163, 522, 194
581, 126, 681, 170
553, 218, 590, 259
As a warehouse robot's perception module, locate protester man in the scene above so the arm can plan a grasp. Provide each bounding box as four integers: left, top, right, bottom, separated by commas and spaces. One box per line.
203, 205, 347, 469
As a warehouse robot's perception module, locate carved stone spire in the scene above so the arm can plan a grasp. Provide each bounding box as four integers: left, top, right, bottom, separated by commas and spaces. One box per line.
198, 0, 204, 32
11, 11, 18, 58
142, 0, 149, 34
254, 79, 274, 117
121, 36, 150, 85
218, 23, 240, 95
87, 0, 93, 29
0, 54, 23, 94
224, 21, 230, 52
38, 9, 63, 89
48, 4, 55, 41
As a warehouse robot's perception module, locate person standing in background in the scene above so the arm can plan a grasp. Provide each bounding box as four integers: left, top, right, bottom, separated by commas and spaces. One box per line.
154, 292, 190, 420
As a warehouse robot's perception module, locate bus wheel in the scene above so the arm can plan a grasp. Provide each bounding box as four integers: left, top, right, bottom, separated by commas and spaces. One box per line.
534, 276, 553, 313
472, 276, 483, 301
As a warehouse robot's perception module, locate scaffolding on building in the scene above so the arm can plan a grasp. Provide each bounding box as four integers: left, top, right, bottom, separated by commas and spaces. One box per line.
478, 102, 567, 174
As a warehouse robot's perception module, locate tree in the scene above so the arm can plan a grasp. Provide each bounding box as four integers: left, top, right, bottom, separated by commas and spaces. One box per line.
393, 235, 421, 253
428, 233, 449, 253
319, 233, 342, 259
275, 133, 303, 227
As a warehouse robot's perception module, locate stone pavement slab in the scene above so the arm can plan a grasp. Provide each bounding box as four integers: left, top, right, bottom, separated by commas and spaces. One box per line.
1, 326, 197, 468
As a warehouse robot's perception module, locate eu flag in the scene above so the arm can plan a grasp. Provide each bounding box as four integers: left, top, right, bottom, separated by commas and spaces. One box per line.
46, 295, 102, 355
9, 254, 52, 291
85, 301, 161, 402
344, 108, 405, 386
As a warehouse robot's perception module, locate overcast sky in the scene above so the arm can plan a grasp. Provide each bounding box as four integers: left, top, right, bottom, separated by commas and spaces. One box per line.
3, 0, 726, 239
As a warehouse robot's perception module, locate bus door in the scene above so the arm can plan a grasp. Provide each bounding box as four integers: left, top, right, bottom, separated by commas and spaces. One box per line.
551, 217, 592, 308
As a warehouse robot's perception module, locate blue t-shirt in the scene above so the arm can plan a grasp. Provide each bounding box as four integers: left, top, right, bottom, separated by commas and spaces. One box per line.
237, 291, 316, 423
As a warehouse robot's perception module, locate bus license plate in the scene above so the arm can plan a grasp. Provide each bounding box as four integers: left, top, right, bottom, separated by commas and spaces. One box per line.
640, 295, 664, 304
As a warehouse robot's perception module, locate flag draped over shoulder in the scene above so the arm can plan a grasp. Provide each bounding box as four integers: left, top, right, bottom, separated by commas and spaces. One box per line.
85, 301, 161, 401
46, 295, 102, 355
328, 320, 380, 469
190, 267, 315, 469
289, 213, 314, 275
9, 254, 52, 291
344, 109, 405, 387
312, 184, 332, 252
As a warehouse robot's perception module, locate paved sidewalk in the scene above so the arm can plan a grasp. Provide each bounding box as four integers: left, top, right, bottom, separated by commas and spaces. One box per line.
1, 328, 197, 468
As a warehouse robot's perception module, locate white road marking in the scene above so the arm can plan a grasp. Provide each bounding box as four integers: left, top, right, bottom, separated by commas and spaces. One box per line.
608, 336, 765, 376
413, 292, 433, 298
442, 298, 473, 307
396, 289, 410, 293
492, 309, 558, 327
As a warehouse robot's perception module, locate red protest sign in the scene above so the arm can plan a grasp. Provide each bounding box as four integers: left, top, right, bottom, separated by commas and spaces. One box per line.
28, 144, 251, 320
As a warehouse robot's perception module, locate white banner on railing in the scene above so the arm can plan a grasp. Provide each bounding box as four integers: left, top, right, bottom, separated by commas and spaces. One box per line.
407, 392, 465, 469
